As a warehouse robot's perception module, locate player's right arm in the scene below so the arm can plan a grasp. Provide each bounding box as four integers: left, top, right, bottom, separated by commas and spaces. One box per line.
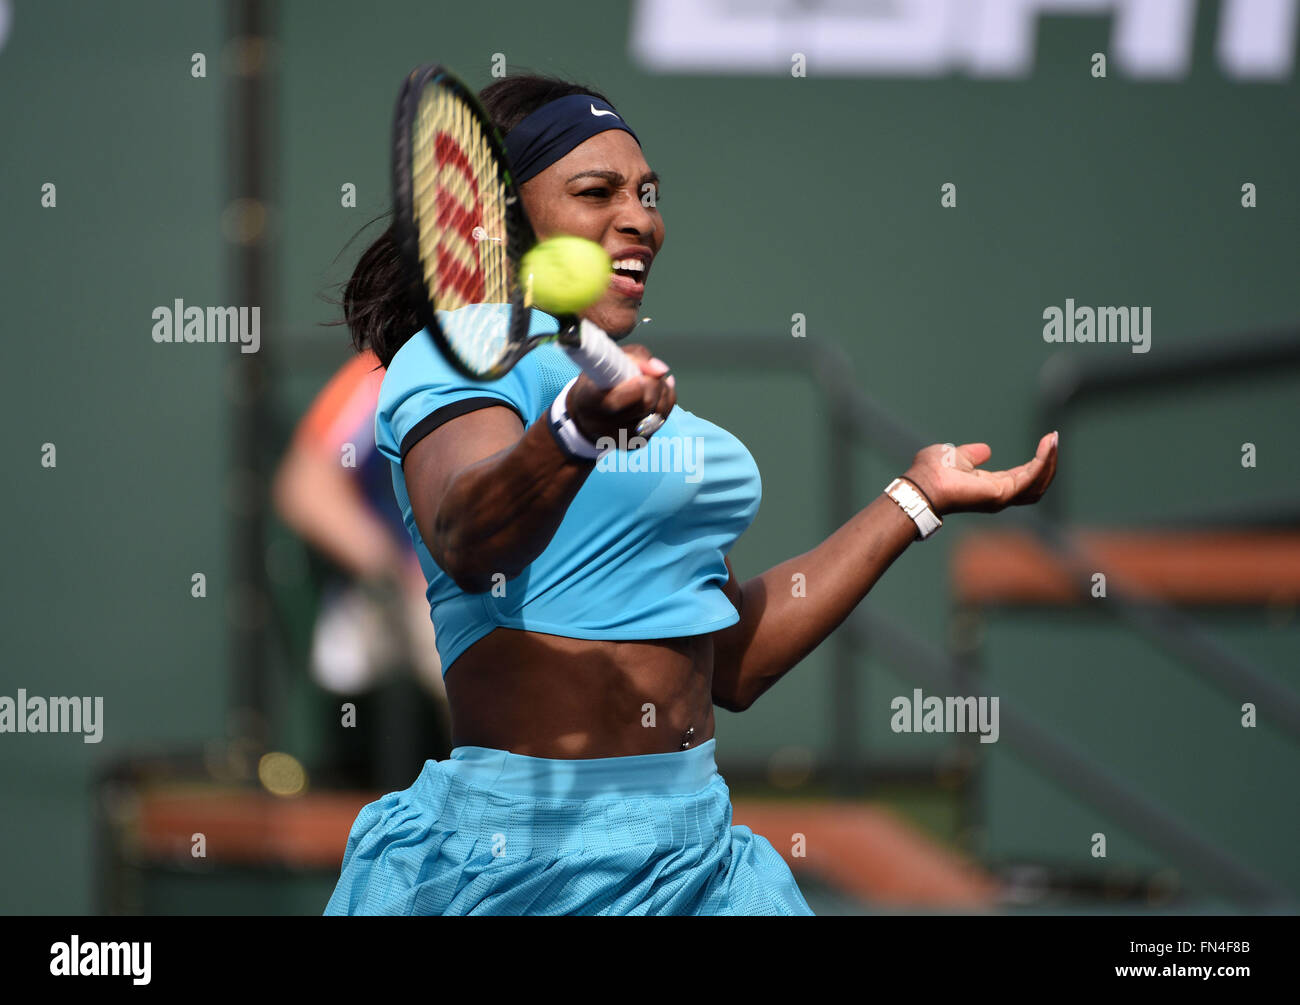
404, 346, 674, 593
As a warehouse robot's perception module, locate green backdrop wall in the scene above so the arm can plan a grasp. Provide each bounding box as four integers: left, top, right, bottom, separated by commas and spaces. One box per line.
2, 0, 1296, 912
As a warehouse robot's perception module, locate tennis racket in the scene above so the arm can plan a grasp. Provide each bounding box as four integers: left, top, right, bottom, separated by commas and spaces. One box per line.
391, 63, 641, 391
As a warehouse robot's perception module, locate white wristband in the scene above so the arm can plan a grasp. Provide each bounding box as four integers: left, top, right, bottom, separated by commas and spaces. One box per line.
885, 477, 943, 540
547, 376, 609, 461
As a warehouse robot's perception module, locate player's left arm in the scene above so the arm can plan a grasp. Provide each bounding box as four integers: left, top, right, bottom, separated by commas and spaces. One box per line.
710, 434, 1058, 712
708, 501, 915, 713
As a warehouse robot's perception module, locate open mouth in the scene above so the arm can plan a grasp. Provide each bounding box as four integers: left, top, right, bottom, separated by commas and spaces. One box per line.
610, 257, 648, 297
611, 258, 647, 282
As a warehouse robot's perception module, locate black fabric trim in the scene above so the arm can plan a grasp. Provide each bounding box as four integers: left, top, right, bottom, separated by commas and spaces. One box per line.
399, 396, 525, 463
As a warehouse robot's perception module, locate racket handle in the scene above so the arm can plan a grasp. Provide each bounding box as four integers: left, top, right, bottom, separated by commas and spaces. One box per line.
562, 319, 643, 389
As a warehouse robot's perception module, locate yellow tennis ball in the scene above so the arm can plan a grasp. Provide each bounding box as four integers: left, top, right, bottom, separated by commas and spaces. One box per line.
521, 236, 611, 315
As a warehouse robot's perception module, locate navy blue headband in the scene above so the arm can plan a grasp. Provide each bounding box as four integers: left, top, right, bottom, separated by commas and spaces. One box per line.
503, 94, 640, 185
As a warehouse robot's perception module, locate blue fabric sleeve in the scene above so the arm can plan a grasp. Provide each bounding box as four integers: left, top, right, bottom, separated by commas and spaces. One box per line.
375, 308, 558, 466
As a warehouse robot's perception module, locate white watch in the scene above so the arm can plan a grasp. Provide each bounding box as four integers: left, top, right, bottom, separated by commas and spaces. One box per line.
885, 477, 943, 539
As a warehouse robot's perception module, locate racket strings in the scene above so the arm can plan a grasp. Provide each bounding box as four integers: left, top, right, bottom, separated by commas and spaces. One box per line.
412, 94, 510, 299
411, 86, 514, 370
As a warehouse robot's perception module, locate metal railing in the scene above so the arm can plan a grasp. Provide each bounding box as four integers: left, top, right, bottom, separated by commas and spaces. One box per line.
1037, 326, 1300, 523
843, 607, 1284, 906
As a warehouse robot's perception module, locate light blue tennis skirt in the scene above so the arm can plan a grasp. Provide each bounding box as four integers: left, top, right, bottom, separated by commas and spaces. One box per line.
323, 739, 814, 915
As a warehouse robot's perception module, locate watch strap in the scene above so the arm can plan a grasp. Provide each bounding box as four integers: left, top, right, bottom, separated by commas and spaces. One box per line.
885, 477, 943, 539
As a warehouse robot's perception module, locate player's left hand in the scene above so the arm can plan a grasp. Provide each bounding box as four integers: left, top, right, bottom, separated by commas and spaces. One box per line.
901, 432, 1058, 516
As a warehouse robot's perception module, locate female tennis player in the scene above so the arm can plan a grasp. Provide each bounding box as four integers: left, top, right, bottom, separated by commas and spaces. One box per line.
324, 72, 1058, 916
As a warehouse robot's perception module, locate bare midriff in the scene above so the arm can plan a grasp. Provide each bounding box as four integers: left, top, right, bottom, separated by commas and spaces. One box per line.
444, 627, 714, 758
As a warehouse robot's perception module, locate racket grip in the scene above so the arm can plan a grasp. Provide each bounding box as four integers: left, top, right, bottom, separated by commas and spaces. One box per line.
562, 319, 643, 389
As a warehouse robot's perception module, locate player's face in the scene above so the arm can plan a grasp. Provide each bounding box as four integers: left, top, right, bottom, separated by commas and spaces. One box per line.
520, 130, 664, 338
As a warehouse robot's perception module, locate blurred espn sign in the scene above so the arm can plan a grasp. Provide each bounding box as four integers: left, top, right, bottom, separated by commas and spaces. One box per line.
631, 0, 1298, 80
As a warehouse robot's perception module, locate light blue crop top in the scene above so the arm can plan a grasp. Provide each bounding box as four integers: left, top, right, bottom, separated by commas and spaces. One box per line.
374, 308, 762, 676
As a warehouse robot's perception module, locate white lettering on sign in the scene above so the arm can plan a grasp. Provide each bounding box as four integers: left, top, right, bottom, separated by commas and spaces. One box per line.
631, 0, 1298, 80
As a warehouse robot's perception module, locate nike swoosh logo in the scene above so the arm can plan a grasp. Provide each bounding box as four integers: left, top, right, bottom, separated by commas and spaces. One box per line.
590, 104, 619, 118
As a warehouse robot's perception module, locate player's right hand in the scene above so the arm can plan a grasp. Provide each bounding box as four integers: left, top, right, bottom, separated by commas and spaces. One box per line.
566, 343, 676, 447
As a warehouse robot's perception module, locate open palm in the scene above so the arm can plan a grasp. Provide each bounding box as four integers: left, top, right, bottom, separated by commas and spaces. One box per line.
904, 433, 1059, 516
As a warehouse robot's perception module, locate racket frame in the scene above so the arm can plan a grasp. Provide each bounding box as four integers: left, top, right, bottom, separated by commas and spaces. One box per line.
392, 63, 637, 388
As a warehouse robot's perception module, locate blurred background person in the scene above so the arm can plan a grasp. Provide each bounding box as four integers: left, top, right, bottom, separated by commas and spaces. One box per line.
273, 347, 450, 788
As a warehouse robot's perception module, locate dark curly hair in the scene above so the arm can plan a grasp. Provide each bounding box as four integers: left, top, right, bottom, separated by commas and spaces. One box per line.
334, 72, 616, 368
